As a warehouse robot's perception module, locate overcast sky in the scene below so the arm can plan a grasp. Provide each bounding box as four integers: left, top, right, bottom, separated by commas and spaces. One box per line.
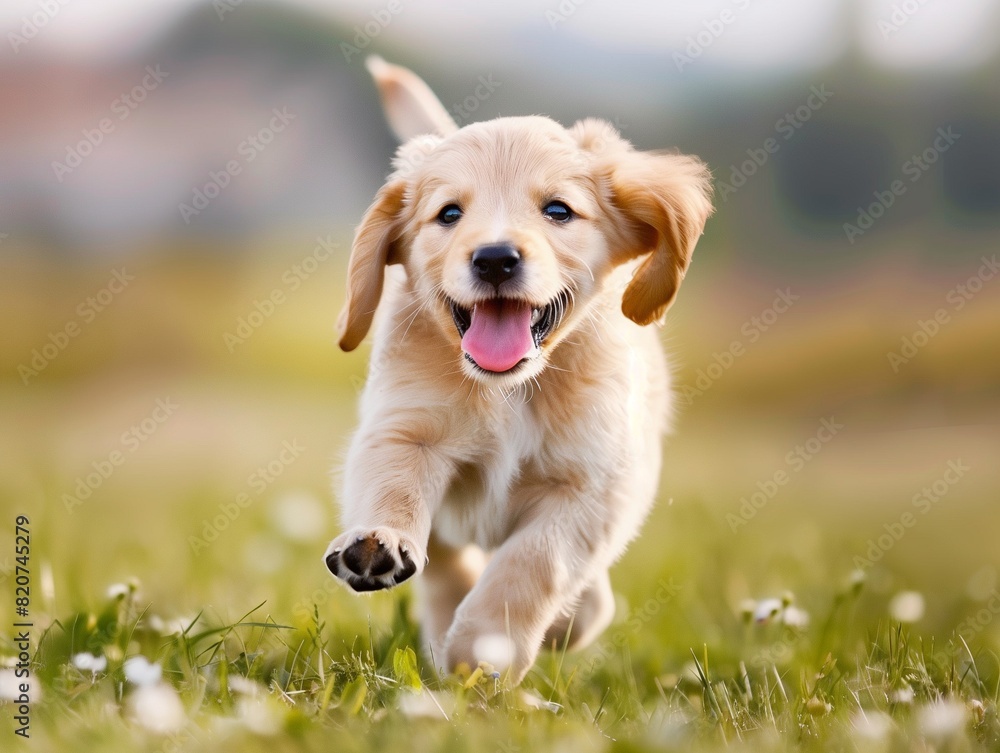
2, 0, 999, 71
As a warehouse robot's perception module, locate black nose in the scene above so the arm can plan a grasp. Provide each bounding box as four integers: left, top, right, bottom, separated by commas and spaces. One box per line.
472, 243, 520, 289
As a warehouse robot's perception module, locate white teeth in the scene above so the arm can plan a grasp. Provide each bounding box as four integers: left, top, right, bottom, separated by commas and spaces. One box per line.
530, 308, 542, 326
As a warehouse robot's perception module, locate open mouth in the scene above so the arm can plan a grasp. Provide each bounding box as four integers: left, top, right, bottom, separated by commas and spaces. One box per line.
448, 291, 569, 374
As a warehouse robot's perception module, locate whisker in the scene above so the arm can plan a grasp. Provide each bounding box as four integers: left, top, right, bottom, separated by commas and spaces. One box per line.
561, 249, 595, 282
399, 304, 427, 343
586, 313, 606, 345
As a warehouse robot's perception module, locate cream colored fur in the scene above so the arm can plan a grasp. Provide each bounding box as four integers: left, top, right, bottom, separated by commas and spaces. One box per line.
323, 58, 713, 684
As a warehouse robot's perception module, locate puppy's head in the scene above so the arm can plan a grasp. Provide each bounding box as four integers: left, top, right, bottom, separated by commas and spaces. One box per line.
340, 72, 712, 388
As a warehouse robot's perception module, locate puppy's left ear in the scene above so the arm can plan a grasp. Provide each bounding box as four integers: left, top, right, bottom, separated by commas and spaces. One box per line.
590, 130, 713, 325
611, 152, 713, 324
338, 179, 406, 351
366, 56, 458, 142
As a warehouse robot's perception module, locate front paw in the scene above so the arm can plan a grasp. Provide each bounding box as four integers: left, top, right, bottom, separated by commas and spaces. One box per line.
323, 527, 423, 592
443, 618, 532, 683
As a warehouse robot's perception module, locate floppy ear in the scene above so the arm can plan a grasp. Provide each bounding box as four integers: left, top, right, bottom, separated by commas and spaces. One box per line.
608, 151, 714, 325
366, 56, 458, 141
338, 179, 406, 351
571, 118, 713, 324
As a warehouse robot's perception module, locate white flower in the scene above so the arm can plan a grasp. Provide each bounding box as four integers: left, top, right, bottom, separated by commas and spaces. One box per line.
72, 652, 108, 674
237, 695, 282, 735
228, 675, 266, 696
519, 689, 562, 713
472, 633, 514, 671
0, 672, 42, 703
753, 598, 783, 624
148, 615, 197, 636
918, 700, 967, 739
123, 656, 162, 687
782, 605, 810, 628
890, 686, 915, 705
127, 683, 186, 734
889, 591, 925, 623
107, 584, 129, 599
851, 709, 893, 740
747, 596, 808, 627
397, 690, 454, 720
106, 578, 140, 600
0, 670, 22, 700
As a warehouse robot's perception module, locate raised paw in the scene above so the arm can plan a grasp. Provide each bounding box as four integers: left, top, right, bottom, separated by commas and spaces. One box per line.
323, 527, 423, 592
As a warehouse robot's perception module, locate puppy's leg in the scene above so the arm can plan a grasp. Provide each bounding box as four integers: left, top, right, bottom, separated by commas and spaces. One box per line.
542, 570, 615, 652
324, 417, 454, 592
417, 536, 488, 669
442, 494, 615, 683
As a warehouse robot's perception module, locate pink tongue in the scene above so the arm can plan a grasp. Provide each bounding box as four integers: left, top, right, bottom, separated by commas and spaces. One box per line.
461, 299, 534, 372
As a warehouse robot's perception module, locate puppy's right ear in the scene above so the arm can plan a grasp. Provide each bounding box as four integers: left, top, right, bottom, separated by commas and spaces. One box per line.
338, 179, 406, 352
366, 56, 458, 141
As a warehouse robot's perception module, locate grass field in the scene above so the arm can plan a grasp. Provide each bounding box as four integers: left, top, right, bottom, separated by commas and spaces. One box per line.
1, 245, 999, 751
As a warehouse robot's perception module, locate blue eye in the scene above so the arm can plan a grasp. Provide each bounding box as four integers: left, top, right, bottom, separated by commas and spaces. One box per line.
437, 204, 462, 225
543, 201, 573, 222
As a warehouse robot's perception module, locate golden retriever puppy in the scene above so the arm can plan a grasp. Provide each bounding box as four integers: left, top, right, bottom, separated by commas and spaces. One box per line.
324, 57, 713, 683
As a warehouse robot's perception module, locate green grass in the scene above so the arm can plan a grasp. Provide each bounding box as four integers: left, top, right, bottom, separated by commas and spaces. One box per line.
1, 250, 999, 751
5, 563, 1000, 751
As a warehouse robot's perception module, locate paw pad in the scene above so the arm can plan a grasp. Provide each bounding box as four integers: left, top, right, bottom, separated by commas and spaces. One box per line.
324, 529, 418, 592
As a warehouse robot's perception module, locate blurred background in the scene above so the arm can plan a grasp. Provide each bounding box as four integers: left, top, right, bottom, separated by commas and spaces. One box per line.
1, 0, 998, 661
